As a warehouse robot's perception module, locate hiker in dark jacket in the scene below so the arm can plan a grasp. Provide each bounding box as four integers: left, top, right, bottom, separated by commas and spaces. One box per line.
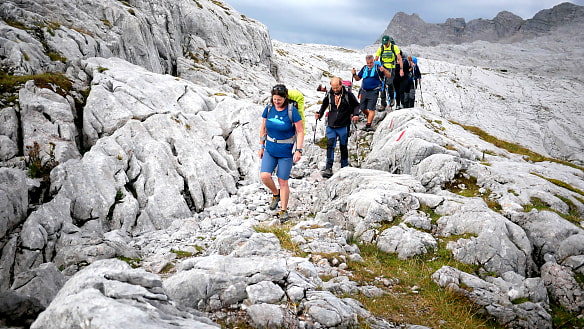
403, 55, 421, 108
398, 54, 413, 108
394, 51, 411, 109
315, 77, 360, 178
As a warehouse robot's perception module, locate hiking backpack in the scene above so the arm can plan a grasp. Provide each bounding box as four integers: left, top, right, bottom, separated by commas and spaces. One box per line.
379, 43, 397, 67
326, 86, 352, 111
286, 89, 306, 132
263, 93, 304, 145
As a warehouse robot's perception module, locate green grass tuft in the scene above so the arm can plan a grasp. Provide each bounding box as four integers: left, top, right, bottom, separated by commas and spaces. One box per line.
346, 242, 501, 328
452, 122, 584, 172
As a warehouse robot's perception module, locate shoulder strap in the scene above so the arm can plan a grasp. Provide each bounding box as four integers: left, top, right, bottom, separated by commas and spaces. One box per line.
342, 86, 350, 104
287, 103, 294, 123
328, 91, 333, 108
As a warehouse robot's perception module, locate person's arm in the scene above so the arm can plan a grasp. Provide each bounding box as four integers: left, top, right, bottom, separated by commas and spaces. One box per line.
258, 117, 267, 158
316, 94, 329, 120
349, 92, 360, 122
397, 53, 404, 76
379, 65, 390, 78
351, 68, 361, 81
293, 121, 304, 163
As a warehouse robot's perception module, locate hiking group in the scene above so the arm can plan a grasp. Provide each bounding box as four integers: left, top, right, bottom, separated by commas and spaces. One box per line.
259, 36, 421, 220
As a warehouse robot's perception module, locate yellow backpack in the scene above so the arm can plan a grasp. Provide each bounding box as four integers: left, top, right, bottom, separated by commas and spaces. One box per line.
287, 89, 306, 133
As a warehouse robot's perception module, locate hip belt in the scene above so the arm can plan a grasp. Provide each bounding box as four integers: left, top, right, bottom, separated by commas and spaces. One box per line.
266, 135, 295, 144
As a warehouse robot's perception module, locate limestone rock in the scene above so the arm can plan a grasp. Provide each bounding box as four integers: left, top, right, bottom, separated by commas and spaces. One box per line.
377, 223, 437, 259
0, 168, 27, 240
432, 266, 552, 329
30, 259, 219, 329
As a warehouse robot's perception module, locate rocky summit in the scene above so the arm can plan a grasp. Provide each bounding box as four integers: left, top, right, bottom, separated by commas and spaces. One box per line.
1, 0, 584, 328
381, 2, 584, 46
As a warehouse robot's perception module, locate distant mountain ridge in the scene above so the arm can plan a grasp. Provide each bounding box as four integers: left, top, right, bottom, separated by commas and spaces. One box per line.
379, 2, 584, 46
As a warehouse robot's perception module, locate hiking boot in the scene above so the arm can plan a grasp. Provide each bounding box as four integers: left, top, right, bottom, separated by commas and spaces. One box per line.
362, 125, 373, 132
269, 190, 280, 210
278, 210, 289, 223
322, 168, 333, 178
390, 99, 395, 107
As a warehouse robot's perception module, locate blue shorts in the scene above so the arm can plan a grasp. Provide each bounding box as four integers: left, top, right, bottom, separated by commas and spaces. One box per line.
260, 151, 293, 180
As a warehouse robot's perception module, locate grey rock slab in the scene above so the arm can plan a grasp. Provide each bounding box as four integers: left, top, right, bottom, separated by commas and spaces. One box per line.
377, 223, 438, 259
31, 259, 219, 329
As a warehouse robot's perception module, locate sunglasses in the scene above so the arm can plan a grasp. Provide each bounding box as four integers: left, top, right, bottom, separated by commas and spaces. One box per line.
272, 86, 287, 92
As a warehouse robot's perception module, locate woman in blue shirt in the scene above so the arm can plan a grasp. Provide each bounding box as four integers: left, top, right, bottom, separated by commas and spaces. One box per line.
258, 85, 304, 222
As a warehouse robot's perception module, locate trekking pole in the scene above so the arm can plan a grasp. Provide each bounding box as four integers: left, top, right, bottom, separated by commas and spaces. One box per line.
419, 80, 424, 107
352, 122, 360, 167
313, 118, 318, 144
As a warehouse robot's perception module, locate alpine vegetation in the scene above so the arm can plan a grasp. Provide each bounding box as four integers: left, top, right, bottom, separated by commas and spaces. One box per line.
1, 0, 583, 328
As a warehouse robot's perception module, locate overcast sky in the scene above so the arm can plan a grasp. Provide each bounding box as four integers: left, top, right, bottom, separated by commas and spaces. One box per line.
226, 0, 584, 49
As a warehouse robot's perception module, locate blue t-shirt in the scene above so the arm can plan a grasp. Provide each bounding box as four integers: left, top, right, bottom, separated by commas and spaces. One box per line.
262, 105, 302, 158
358, 65, 383, 91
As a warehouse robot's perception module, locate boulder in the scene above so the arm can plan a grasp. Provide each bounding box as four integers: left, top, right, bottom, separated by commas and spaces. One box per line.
432, 266, 552, 329
30, 259, 219, 329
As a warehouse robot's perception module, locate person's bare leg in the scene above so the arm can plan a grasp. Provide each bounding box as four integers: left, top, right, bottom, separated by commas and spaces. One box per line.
361, 110, 371, 122
367, 109, 375, 124
278, 178, 289, 210
260, 172, 278, 195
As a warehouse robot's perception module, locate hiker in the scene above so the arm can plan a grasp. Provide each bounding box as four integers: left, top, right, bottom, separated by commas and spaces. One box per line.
397, 52, 413, 109
315, 77, 360, 178
393, 51, 409, 109
403, 55, 422, 108
258, 84, 305, 222
412, 56, 422, 90
352, 54, 389, 131
374, 36, 403, 110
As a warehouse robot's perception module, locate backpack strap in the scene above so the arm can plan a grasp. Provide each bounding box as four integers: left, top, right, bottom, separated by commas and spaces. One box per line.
267, 102, 294, 125
380, 44, 397, 67
342, 86, 350, 105
287, 103, 294, 123
264, 104, 296, 144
